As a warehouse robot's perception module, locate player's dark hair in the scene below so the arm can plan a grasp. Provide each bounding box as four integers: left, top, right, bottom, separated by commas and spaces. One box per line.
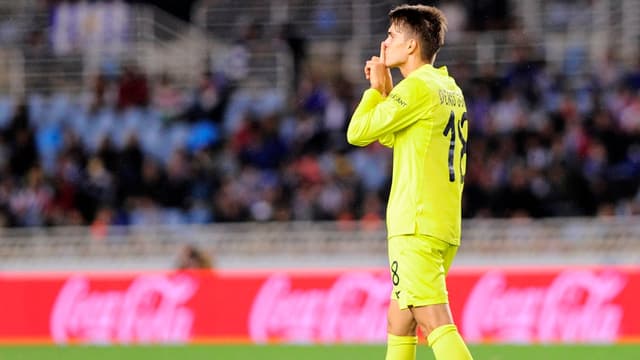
388, 4, 447, 61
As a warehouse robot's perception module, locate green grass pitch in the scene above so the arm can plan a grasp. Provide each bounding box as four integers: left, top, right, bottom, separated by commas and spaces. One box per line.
1, 344, 639, 360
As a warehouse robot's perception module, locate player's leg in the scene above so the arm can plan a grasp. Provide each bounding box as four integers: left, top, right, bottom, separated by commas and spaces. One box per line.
411, 302, 453, 334
385, 299, 417, 360
412, 304, 472, 360
411, 237, 472, 360
386, 236, 418, 360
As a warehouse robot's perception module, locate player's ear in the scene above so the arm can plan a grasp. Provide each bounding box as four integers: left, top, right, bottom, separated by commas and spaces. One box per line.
407, 38, 418, 54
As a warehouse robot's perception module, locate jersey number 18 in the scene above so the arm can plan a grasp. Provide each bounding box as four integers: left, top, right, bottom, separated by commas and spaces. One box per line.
443, 110, 468, 183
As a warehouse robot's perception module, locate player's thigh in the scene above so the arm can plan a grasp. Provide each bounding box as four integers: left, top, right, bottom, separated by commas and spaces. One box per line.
387, 298, 417, 336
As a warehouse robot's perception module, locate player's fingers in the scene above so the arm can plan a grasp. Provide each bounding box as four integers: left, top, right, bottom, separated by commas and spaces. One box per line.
380, 42, 386, 65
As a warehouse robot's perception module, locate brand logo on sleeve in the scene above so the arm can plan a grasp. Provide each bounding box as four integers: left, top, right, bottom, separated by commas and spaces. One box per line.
389, 93, 408, 107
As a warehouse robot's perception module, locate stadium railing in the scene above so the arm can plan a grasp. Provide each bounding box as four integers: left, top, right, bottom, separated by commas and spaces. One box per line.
193, 0, 640, 91
0, 217, 638, 270
0, 3, 212, 96
3, 0, 638, 96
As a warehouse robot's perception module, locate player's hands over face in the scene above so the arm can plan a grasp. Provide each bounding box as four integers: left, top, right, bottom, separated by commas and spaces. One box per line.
365, 42, 393, 96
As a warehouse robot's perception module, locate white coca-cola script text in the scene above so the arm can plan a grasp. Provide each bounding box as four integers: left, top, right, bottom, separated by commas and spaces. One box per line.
462, 270, 626, 343
50, 274, 197, 344
249, 272, 391, 343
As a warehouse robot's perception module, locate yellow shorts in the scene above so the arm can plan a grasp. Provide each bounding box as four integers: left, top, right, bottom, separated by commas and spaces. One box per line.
388, 234, 458, 309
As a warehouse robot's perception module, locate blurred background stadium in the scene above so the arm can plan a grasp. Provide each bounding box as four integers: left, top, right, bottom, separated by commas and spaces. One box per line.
0, 0, 639, 358
0, 0, 638, 270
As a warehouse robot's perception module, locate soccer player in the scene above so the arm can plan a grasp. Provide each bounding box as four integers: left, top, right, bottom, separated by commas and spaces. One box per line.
347, 4, 472, 360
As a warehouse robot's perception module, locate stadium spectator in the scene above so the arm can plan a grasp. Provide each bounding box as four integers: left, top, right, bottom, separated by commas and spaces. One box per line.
117, 64, 150, 110
175, 243, 214, 270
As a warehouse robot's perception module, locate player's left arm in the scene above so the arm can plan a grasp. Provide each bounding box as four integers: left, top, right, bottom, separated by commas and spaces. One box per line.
347, 77, 427, 147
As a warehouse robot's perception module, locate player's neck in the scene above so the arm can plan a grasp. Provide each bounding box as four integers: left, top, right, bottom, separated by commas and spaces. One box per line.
399, 55, 430, 78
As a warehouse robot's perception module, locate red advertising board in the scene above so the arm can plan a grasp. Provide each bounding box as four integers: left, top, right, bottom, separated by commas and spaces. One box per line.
0, 266, 638, 344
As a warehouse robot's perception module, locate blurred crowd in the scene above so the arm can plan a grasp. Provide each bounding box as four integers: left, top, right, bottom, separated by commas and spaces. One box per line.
461, 47, 640, 218
1, 42, 640, 231
0, 1, 639, 230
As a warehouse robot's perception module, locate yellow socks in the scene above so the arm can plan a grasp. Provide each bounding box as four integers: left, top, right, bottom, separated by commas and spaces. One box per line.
427, 324, 473, 360
386, 325, 473, 360
385, 333, 418, 360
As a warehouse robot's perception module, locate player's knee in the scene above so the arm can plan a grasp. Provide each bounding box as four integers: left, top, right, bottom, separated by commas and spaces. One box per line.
419, 318, 454, 338
387, 316, 417, 336
413, 304, 454, 336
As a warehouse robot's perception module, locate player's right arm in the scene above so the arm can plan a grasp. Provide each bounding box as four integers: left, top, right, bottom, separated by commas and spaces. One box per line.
365, 43, 393, 96
347, 76, 426, 147
378, 133, 395, 148
351, 42, 395, 148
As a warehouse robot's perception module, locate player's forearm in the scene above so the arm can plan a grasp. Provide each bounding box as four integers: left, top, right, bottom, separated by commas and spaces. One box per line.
347, 89, 385, 146
384, 73, 394, 97
368, 71, 392, 96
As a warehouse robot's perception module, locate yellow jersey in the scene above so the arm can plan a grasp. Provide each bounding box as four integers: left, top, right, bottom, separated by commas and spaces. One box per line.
347, 64, 467, 245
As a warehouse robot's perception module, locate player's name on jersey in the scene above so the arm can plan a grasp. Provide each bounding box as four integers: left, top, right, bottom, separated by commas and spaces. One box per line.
439, 89, 465, 108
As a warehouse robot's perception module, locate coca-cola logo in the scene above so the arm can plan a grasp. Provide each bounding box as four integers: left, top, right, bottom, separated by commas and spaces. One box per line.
249, 272, 391, 343
462, 270, 626, 343
50, 274, 198, 344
